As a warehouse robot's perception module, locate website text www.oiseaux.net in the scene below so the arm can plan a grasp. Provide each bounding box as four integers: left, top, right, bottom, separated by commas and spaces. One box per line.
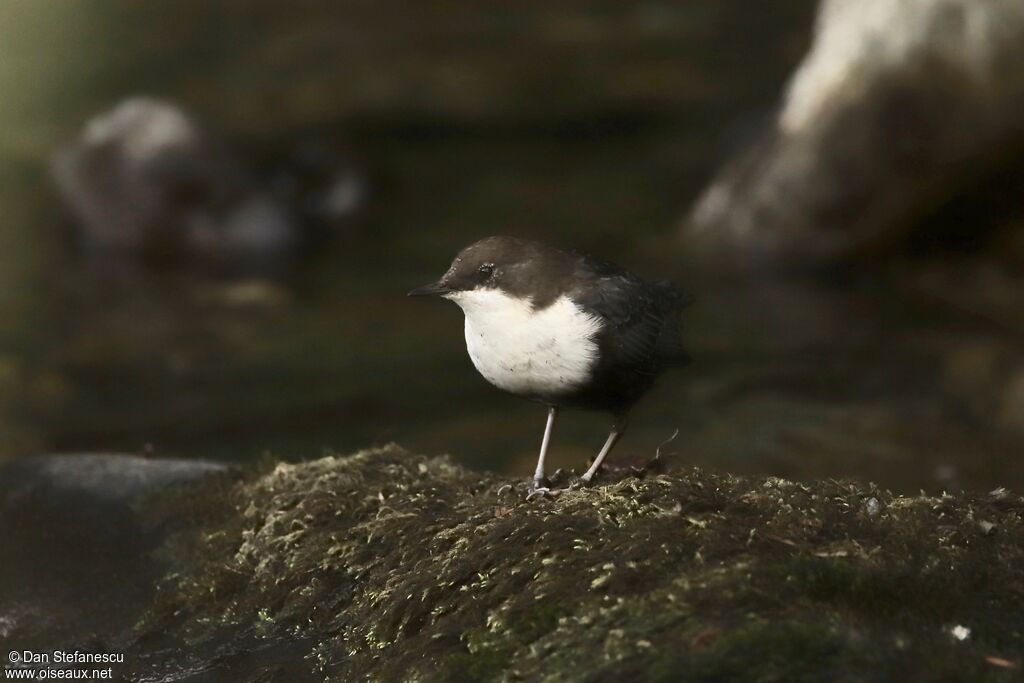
6, 651, 123, 680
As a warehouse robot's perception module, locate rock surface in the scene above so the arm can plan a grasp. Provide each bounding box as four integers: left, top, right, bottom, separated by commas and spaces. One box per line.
113, 446, 1022, 681
4, 448, 1022, 680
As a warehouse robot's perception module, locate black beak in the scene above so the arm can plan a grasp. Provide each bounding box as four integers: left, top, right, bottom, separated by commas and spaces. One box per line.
407, 280, 452, 297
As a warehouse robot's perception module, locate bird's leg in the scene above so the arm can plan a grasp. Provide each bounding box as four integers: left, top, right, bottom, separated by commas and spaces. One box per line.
530, 406, 558, 492
579, 414, 629, 485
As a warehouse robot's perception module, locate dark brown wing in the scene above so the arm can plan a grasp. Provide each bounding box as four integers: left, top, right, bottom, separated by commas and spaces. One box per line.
570, 257, 691, 377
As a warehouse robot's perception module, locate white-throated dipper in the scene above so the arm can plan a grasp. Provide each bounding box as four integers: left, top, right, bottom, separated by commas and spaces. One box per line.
409, 236, 690, 493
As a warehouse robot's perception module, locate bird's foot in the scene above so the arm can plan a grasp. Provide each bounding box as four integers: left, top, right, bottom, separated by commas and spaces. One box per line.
571, 473, 597, 490
527, 477, 562, 499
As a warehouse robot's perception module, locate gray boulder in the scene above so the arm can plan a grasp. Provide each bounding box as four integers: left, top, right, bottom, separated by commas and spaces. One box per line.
685, 0, 1024, 269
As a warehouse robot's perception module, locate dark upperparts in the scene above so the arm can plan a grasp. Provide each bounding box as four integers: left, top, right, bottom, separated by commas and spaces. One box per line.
432, 235, 691, 311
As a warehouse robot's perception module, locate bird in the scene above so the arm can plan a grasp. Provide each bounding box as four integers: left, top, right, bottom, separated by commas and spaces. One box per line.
409, 236, 690, 493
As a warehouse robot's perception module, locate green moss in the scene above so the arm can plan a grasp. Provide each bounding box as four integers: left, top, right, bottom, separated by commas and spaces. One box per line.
134, 445, 1024, 681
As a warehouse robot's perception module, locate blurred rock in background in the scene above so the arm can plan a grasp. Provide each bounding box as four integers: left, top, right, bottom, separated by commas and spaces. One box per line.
685, 0, 1024, 270
51, 97, 366, 269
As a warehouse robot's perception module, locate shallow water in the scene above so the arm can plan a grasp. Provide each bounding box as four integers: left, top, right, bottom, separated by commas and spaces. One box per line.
1, 0, 1022, 495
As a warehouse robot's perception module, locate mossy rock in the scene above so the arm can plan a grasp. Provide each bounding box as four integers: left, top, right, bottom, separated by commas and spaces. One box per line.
132, 446, 1024, 681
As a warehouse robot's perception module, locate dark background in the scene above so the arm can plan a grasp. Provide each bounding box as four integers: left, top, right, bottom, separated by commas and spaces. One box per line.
2, 1, 1020, 494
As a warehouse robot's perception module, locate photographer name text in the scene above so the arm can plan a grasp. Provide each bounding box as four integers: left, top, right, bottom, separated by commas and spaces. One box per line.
8, 653, 122, 666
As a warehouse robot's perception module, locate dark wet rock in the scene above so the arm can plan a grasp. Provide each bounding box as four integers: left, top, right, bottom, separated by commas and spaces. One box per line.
50, 98, 367, 269
106, 445, 1023, 681
685, 0, 1024, 270
0, 454, 233, 652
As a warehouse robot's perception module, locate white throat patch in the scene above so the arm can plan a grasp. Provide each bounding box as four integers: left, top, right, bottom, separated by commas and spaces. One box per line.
445, 288, 602, 399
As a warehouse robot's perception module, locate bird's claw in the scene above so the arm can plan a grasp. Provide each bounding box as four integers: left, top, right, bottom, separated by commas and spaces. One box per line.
571, 475, 596, 490
526, 484, 561, 499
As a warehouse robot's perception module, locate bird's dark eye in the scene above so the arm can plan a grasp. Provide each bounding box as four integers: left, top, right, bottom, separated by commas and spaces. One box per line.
478, 263, 495, 277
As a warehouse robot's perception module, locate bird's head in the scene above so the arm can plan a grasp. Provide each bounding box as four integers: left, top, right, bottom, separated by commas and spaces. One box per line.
408, 236, 569, 305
